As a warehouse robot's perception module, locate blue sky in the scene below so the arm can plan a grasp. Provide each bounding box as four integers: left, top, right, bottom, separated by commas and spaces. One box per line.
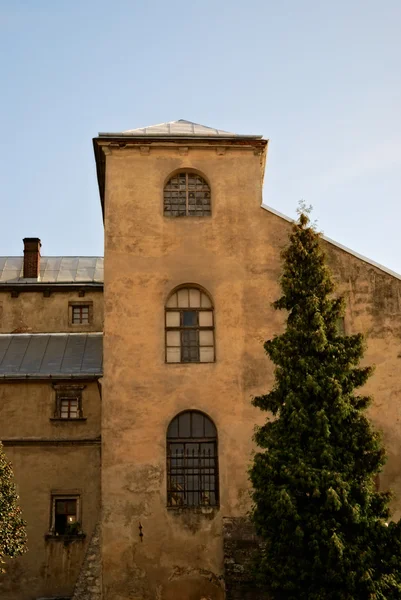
1, 0, 400, 272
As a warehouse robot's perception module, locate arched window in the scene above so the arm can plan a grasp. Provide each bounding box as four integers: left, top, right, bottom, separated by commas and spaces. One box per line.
167, 411, 218, 507
165, 286, 215, 363
164, 172, 211, 217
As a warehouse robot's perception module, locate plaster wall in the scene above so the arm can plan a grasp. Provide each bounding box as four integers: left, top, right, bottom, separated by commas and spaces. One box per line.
0, 380, 101, 599
0, 380, 101, 439
0, 290, 103, 333
0, 444, 101, 600
101, 143, 401, 599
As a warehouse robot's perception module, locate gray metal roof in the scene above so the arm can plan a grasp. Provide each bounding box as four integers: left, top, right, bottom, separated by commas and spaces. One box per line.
99, 119, 262, 139
0, 257, 103, 284
0, 334, 103, 378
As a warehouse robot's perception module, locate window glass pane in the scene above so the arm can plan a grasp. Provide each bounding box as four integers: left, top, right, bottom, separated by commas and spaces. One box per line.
199, 330, 214, 346
182, 345, 200, 362
178, 412, 191, 437
66, 500, 77, 514
166, 293, 177, 308
201, 293, 212, 308
166, 331, 180, 346
189, 289, 201, 308
192, 412, 204, 437
55, 500, 66, 514
199, 311, 213, 327
166, 348, 180, 363
200, 347, 214, 363
167, 418, 179, 438
166, 312, 180, 327
182, 311, 197, 327
204, 418, 217, 438
177, 289, 189, 308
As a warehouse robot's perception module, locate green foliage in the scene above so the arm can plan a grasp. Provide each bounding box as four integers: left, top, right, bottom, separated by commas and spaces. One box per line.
250, 211, 401, 599
0, 441, 27, 573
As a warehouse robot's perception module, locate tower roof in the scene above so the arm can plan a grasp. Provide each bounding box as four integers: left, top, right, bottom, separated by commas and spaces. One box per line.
98, 119, 262, 139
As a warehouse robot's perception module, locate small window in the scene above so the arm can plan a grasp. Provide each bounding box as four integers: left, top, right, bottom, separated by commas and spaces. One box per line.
60, 397, 79, 419
50, 495, 80, 536
72, 305, 89, 324
69, 301, 93, 326
167, 411, 219, 507
165, 286, 215, 363
52, 384, 85, 420
164, 172, 211, 217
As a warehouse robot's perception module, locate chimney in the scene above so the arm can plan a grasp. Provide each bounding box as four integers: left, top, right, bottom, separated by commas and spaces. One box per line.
23, 238, 41, 279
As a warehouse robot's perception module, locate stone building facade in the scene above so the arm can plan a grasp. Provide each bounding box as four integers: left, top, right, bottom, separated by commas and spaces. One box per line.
1, 119, 401, 599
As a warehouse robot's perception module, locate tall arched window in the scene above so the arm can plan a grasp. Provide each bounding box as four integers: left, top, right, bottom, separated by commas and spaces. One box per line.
164, 172, 211, 217
167, 411, 218, 507
165, 286, 215, 363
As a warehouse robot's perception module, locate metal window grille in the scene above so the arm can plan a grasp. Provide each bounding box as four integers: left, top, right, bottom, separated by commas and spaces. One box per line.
167, 411, 218, 507
164, 172, 211, 217
72, 305, 90, 324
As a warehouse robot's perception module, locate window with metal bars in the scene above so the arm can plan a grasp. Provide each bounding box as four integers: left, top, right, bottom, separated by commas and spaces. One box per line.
167, 411, 218, 507
164, 172, 211, 217
165, 286, 215, 363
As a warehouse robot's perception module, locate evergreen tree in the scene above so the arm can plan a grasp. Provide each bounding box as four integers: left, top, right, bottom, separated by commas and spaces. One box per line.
0, 441, 27, 573
250, 209, 401, 599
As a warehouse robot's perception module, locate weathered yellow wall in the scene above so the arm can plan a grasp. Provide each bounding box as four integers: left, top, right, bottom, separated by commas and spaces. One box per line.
0, 290, 103, 333
0, 380, 101, 439
101, 142, 401, 600
0, 381, 101, 600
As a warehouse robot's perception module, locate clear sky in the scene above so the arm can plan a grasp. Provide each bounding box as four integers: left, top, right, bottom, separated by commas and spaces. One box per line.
1, 1, 400, 272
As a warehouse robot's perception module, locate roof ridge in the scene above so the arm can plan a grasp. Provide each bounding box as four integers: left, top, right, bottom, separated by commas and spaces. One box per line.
261, 203, 401, 282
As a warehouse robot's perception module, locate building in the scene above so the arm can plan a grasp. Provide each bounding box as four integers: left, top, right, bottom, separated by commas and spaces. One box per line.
1, 120, 401, 600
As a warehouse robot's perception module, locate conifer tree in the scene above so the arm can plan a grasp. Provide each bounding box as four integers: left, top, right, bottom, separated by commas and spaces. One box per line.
0, 441, 27, 573
250, 209, 401, 599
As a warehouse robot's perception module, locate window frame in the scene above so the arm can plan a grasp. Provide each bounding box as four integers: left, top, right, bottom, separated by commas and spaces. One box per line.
165, 286, 215, 364
68, 301, 93, 326
48, 492, 82, 537
166, 411, 219, 508
163, 171, 212, 218
51, 384, 86, 421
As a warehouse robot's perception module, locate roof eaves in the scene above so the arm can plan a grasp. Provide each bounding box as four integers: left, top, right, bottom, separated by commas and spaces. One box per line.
0, 373, 102, 380
96, 133, 264, 140
261, 203, 401, 282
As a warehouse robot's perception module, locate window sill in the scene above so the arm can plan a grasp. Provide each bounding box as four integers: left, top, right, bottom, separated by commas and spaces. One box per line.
45, 532, 86, 542
50, 417, 87, 422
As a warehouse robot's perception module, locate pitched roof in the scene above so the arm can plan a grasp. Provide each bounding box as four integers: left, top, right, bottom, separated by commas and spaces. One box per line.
261, 204, 401, 282
0, 333, 103, 379
98, 119, 262, 139
0, 257, 103, 284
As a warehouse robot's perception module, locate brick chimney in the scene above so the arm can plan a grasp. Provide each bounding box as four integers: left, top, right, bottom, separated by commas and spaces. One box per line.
23, 238, 41, 279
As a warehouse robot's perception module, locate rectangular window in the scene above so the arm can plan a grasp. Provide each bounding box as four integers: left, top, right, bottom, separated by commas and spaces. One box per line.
72, 305, 89, 324
52, 384, 85, 420
69, 301, 93, 326
50, 494, 80, 535
60, 397, 79, 419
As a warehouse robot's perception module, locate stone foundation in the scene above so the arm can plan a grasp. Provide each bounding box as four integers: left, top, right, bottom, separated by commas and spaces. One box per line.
223, 517, 267, 600
72, 523, 102, 600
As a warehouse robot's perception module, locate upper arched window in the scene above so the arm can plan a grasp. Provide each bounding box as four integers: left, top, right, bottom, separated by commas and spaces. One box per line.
165, 286, 215, 363
164, 172, 211, 217
167, 410, 218, 507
